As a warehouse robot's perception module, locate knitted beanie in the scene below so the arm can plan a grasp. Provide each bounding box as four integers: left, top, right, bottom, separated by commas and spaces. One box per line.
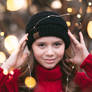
26, 11, 70, 50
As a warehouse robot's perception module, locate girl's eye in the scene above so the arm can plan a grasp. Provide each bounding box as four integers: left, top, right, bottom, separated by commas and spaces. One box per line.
54, 42, 62, 47
38, 43, 46, 48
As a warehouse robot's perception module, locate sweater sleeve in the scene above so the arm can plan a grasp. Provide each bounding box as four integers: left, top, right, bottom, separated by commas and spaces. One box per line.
80, 54, 92, 78
74, 54, 92, 91
0, 67, 20, 92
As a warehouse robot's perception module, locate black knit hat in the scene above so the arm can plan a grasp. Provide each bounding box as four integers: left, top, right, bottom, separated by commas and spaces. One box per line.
26, 11, 70, 50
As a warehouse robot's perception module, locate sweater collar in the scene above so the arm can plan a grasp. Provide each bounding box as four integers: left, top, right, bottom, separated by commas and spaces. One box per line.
35, 64, 62, 81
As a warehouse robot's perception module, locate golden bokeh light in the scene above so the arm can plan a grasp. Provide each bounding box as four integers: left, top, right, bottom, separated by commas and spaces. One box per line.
67, 8, 73, 13
7, 0, 28, 11
87, 21, 92, 39
66, 21, 71, 27
86, 6, 92, 13
51, 0, 62, 9
0, 32, 4, 36
0, 51, 6, 63
25, 76, 36, 88
4, 35, 18, 54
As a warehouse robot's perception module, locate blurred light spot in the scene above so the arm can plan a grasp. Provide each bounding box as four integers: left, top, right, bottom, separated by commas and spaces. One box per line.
7, 0, 28, 11
87, 21, 92, 39
86, 6, 92, 13
77, 14, 81, 18
0, 32, 4, 36
3, 69, 8, 75
4, 35, 18, 54
0, 51, 6, 63
10, 70, 14, 75
88, 2, 92, 6
51, 0, 62, 9
66, 21, 71, 27
67, 8, 73, 13
75, 23, 79, 27
79, 7, 83, 14
25, 76, 36, 88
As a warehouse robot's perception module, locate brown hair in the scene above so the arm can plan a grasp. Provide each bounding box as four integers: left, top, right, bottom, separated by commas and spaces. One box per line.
18, 47, 81, 92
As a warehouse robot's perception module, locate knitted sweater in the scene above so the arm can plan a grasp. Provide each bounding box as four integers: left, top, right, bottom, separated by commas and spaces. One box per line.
0, 54, 92, 92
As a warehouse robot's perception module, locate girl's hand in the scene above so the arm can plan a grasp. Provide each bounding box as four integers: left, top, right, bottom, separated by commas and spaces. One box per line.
1, 34, 29, 70
66, 30, 89, 65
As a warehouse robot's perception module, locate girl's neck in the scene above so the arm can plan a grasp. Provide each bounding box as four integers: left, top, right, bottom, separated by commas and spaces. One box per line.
35, 64, 63, 81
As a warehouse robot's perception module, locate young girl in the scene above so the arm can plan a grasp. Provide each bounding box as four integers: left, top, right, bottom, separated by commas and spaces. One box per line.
0, 11, 92, 92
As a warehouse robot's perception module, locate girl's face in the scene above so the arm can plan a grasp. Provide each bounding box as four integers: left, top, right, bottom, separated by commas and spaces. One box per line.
32, 37, 65, 69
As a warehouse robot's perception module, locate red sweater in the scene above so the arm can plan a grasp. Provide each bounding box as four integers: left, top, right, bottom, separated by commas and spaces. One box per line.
0, 54, 92, 92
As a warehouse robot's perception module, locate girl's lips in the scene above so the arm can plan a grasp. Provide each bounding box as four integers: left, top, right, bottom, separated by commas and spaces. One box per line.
44, 59, 56, 63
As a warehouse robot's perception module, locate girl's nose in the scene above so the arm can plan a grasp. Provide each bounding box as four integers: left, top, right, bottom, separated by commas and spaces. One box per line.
46, 46, 54, 56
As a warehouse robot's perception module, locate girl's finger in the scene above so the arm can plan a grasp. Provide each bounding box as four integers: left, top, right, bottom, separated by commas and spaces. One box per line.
70, 40, 76, 54
18, 34, 28, 49
68, 30, 79, 45
20, 41, 27, 52
79, 32, 85, 45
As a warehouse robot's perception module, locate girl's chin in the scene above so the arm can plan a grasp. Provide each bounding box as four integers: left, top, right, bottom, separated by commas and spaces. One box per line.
43, 64, 57, 70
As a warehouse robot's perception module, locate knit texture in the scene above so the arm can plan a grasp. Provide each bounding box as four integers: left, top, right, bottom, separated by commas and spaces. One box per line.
34, 64, 63, 92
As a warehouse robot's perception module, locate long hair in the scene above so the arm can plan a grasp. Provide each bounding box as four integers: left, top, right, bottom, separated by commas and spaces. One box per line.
18, 47, 81, 92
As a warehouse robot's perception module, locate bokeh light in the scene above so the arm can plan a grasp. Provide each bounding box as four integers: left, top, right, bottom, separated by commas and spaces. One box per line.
86, 6, 92, 13
87, 21, 92, 39
0, 51, 6, 63
77, 14, 81, 18
66, 21, 71, 27
67, 8, 73, 13
0, 32, 4, 36
4, 35, 18, 54
88, 2, 92, 6
25, 76, 36, 88
51, 0, 62, 9
7, 0, 28, 11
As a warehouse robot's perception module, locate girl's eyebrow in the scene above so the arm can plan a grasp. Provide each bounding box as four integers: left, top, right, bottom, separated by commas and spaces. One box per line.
54, 40, 64, 43
36, 40, 64, 44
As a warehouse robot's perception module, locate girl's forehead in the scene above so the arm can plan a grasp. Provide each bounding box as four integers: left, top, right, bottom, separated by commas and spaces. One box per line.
34, 36, 64, 42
